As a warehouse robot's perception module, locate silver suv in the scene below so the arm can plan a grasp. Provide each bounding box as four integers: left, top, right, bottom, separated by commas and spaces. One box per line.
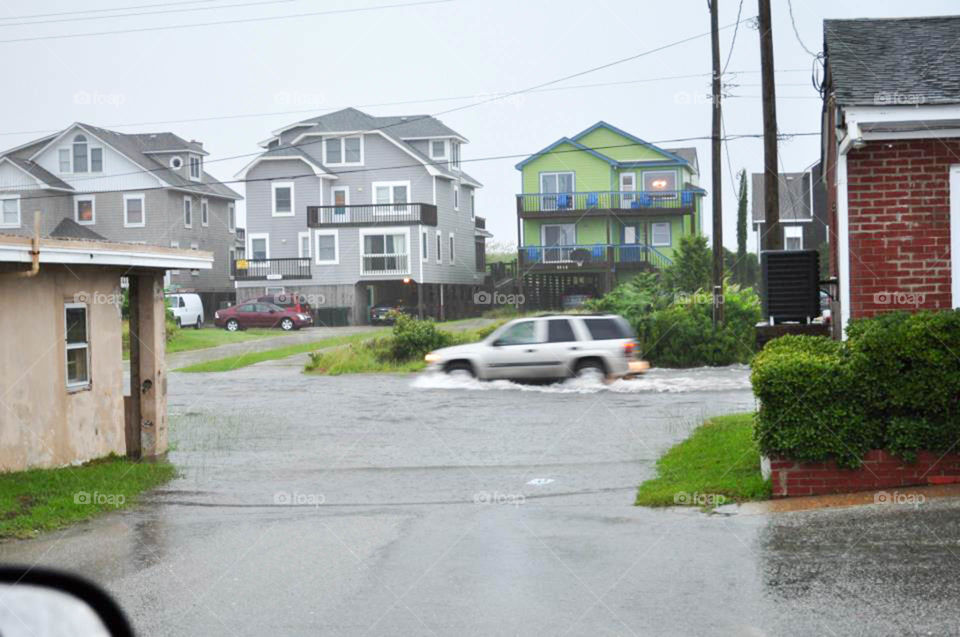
424, 314, 637, 381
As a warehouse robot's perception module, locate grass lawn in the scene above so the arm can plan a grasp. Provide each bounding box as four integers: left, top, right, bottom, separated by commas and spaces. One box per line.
0, 455, 175, 539
176, 330, 388, 373
122, 321, 279, 359
634, 413, 771, 508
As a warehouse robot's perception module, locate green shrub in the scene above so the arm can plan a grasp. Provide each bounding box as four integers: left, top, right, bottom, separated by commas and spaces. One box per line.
384, 313, 457, 362
642, 285, 762, 367
751, 311, 960, 466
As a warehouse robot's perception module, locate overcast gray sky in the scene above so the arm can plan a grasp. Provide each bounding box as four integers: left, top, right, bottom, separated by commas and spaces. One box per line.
2, 0, 956, 252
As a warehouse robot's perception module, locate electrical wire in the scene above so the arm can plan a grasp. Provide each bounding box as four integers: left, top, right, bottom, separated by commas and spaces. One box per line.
0, 0, 224, 22
786, 0, 818, 58
721, 0, 744, 75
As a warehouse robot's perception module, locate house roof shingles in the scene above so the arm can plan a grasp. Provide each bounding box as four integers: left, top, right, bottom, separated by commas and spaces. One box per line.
6, 156, 73, 190
825, 16, 960, 106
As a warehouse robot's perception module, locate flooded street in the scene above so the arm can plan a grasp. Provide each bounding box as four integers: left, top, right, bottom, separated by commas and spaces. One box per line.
3, 365, 958, 636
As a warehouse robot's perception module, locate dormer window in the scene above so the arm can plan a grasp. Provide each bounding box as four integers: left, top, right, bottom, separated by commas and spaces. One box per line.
324, 136, 362, 166
72, 135, 87, 172
430, 140, 447, 160
170, 156, 183, 170
450, 141, 461, 171
66, 134, 102, 173
189, 156, 201, 180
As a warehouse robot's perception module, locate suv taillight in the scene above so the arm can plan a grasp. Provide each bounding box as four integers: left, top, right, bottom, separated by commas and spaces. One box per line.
623, 341, 636, 358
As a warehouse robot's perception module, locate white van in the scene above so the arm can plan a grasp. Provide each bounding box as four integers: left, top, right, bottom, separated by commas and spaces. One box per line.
166, 293, 204, 329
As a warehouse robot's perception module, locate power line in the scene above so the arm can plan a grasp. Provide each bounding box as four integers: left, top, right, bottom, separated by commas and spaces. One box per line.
0, 0, 456, 45
13, 17, 757, 189
721, 0, 744, 75
0, 68, 812, 139
0, 0, 224, 22
11, 132, 821, 205
0, 0, 300, 29
786, 0, 818, 58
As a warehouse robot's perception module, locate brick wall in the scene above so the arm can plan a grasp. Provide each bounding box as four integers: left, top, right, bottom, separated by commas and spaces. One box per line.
846, 139, 958, 319
770, 450, 960, 497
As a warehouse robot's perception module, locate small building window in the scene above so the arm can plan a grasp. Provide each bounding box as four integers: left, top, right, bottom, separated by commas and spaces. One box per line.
421, 229, 428, 262
454, 186, 459, 210
124, 194, 145, 227
651, 222, 671, 247
228, 203, 236, 231
325, 136, 362, 165
59, 149, 71, 172
436, 230, 442, 264
449, 233, 455, 264
170, 156, 183, 170
201, 198, 209, 226
298, 231, 311, 258
315, 230, 338, 265
251, 235, 268, 260
189, 156, 201, 180
65, 303, 90, 390
72, 135, 88, 173
0, 196, 20, 227
90, 148, 103, 172
183, 197, 192, 228
643, 170, 677, 197
272, 182, 294, 216
430, 140, 446, 159
784, 225, 803, 250
74, 196, 95, 225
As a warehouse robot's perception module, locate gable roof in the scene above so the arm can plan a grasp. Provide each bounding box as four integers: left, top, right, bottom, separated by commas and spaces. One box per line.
1, 156, 73, 191
825, 16, 960, 106
516, 122, 697, 173
8, 123, 241, 201
49, 217, 107, 241
750, 172, 812, 223
260, 108, 481, 186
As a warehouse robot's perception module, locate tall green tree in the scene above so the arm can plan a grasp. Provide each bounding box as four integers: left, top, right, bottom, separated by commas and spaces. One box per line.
662, 235, 712, 293
735, 168, 748, 285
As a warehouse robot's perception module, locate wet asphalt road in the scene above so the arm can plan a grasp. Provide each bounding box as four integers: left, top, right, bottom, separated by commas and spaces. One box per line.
3, 365, 960, 636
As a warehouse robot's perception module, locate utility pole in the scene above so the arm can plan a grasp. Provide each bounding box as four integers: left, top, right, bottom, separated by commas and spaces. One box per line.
709, 0, 724, 325
758, 0, 781, 250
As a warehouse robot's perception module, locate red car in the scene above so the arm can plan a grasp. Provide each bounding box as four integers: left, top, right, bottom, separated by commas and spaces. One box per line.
214, 301, 313, 331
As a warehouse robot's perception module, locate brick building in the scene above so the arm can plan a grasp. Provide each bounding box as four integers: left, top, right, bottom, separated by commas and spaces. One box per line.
821, 16, 960, 338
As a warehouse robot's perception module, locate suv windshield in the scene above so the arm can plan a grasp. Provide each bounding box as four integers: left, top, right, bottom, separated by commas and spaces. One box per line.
582, 317, 635, 340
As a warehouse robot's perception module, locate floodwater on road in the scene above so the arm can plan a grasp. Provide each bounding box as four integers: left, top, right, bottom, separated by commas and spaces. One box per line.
2, 364, 959, 636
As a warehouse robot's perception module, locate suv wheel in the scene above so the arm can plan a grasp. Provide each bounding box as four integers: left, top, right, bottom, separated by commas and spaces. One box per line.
445, 361, 475, 378
280, 317, 295, 331
574, 359, 606, 380
226, 319, 239, 332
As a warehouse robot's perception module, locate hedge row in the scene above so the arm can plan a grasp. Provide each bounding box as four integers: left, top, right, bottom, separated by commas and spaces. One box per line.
751, 310, 960, 467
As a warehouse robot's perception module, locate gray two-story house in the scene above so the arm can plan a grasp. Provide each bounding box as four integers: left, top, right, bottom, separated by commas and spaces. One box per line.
751, 163, 828, 252
0, 123, 243, 312
235, 107, 490, 324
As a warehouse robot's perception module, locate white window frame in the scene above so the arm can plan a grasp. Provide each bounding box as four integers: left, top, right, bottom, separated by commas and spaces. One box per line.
436, 229, 442, 264
314, 229, 339, 265
451, 141, 461, 171
421, 228, 429, 262
784, 225, 803, 250
371, 180, 412, 215
0, 195, 21, 228
74, 195, 96, 225
189, 155, 202, 181
429, 139, 448, 160
200, 198, 209, 227
90, 147, 103, 173
642, 170, 678, 198
182, 196, 192, 228
297, 230, 311, 259
227, 203, 235, 232
272, 181, 295, 217
449, 232, 455, 264
651, 222, 672, 247
64, 302, 90, 391
70, 134, 103, 174
58, 148, 71, 173
359, 226, 410, 275
331, 186, 350, 220
249, 232, 270, 260
323, 135, 364, 166
454, 184, 459, 210
170, 156, 183, 170
123, 193, 146, 228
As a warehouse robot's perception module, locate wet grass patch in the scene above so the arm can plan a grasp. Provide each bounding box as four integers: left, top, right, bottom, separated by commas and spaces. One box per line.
0, 455, 175, 539
635, 412, 771, 507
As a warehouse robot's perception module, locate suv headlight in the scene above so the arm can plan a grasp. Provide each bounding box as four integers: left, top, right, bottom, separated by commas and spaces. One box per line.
424, 353, 441, 363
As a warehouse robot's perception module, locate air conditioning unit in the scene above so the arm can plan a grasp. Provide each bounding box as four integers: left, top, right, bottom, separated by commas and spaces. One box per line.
761, 250, 820, 323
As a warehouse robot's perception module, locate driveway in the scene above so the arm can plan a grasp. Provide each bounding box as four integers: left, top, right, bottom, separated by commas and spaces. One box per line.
2, 365, 959, 636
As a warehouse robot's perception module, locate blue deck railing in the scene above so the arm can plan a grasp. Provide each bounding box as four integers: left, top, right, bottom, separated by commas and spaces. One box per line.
518, 244, 672, 270
516, 190, 698, 213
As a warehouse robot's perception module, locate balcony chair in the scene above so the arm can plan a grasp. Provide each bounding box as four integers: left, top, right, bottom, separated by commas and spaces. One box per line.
586, 192, 599, 207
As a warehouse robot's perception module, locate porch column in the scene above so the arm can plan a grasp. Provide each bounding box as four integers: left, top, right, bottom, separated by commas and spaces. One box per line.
130, 272, 168, 459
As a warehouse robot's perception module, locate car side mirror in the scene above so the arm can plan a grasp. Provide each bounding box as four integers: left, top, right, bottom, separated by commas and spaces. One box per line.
0, 566, 134, 636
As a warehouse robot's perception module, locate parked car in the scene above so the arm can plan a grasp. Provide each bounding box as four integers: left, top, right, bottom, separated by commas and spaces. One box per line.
424, 314, 637, 381
214, 301, 312, 331
256, 293, 313, 316
166, 293, 204, 329
370, 303, 416, 325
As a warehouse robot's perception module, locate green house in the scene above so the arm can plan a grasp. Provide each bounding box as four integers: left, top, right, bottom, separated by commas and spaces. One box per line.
515, 121, 705, 301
